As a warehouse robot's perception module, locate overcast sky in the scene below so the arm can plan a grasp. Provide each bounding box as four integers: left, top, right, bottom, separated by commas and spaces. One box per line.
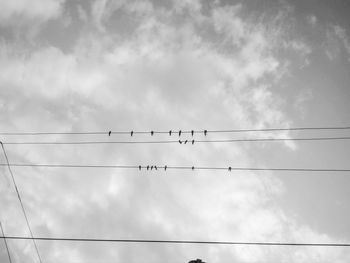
0, 0, 350, 262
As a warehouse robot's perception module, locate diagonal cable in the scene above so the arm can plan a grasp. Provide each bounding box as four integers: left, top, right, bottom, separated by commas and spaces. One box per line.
0, 142, 43, 263
0, 221, 12, 263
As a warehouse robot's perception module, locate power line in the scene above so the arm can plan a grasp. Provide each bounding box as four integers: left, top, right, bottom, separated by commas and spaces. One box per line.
1, 163, 349, 173
2, 136, 350, 145
0, 143, 43, 263
1, 235, 350, 247
0, 125, 350, 136
0, 222, 12, 263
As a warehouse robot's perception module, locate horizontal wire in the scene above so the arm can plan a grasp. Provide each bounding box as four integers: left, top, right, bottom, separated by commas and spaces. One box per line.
1, 163, 349, 172
2, 136, 350, 145
1, 235, 349, 247
0, 126, 350, 136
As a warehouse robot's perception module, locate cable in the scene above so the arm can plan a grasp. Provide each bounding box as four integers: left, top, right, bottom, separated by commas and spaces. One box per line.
1, 235, 349, 247
0, 222, 12, 263
1, 163, 349, 173
0, 143, 43, 263
1, 125, 350, 136
2, 136, 350, 145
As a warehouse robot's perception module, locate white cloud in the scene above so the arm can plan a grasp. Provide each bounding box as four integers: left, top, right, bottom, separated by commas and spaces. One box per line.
0, 1, 347, 262
0, 0, 65, 26
325, 24, 350, 62
294, 89, 313, 119
334, 25, 350, 62
307, 15, 317, 27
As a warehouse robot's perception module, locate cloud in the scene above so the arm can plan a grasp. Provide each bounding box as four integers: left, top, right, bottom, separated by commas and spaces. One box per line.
325, 24, 350, 62
0, 0, 65, 26
0, 1, 348, 262
307, 15, 317, 27
333, 25, 350, 62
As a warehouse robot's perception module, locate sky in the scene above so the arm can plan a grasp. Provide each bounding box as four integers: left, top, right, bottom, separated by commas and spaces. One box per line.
0, 0, 350, 262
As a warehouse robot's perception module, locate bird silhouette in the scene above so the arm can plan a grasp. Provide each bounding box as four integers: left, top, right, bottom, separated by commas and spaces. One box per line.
228, 167, 232, 172
192, 166, 195, 170
151, 166, 154, 170
147, 165, 150, 170
108, 131, 111, 136
204, 130, 207, 136
164, 165, 167, 171
179, 140, 182, 144
131, 131, 134, 136
139, 165, 141, 171
151, 131, 154, 136
184, 140, 188, 144
192, 140, 195, 145
154, 166, 157, 170
179, 130, 182, 136
169, 130, 172, 136
191, 130, 194, 136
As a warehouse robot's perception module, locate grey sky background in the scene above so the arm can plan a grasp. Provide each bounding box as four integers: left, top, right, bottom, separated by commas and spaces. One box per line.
0, 0, 350, 262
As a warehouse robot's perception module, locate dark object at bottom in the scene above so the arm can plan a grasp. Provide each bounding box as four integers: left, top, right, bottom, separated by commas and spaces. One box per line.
188, 259, 206, 263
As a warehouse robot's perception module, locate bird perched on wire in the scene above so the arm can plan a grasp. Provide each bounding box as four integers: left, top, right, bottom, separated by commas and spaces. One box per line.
108, 131, 112, 136
154, 166, 158, 170
184, 140, 188, 144
191, 140, 195, 145
228, 167, 232, 172
179, 130, 182, 137
204, 130, 207, 136
131, 131, 134, 136
151, 131, 154, 136
164, 165, 167, 171
179, 140, 182, 144
192, 166, 195, 170
191, 130, 194, 136
169, 130, 172, 136
147, 165, 150, 170
139, 165, 141, 171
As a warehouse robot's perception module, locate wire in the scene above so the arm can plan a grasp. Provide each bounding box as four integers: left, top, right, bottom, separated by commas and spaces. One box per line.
0, 143, 43, 263
1, 235, 349, 247
1, 125, 350, 136
1, 163, 349, 173
0, 222, 12, 263
2, 136, 350, 145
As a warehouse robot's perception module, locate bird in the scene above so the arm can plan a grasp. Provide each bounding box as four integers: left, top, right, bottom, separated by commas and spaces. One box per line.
151, 166, 154, 170
139, 165, 141, 171
131, 131, 134, 136
204, 130, 207, 136
164, 165, 167, 171
147, 165, 150, 170
184, 140, 188, 144
191, 139, 195, 145
192, 166, 195, 170
179, 130, 182, 136
154, 166, 158, 170
169, 130, 172, 136
179, 140, 182, 144
228, 167, 232, 172
191, 130, 194, 136
151, 131, 154, 136
108, 131, 111, 136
